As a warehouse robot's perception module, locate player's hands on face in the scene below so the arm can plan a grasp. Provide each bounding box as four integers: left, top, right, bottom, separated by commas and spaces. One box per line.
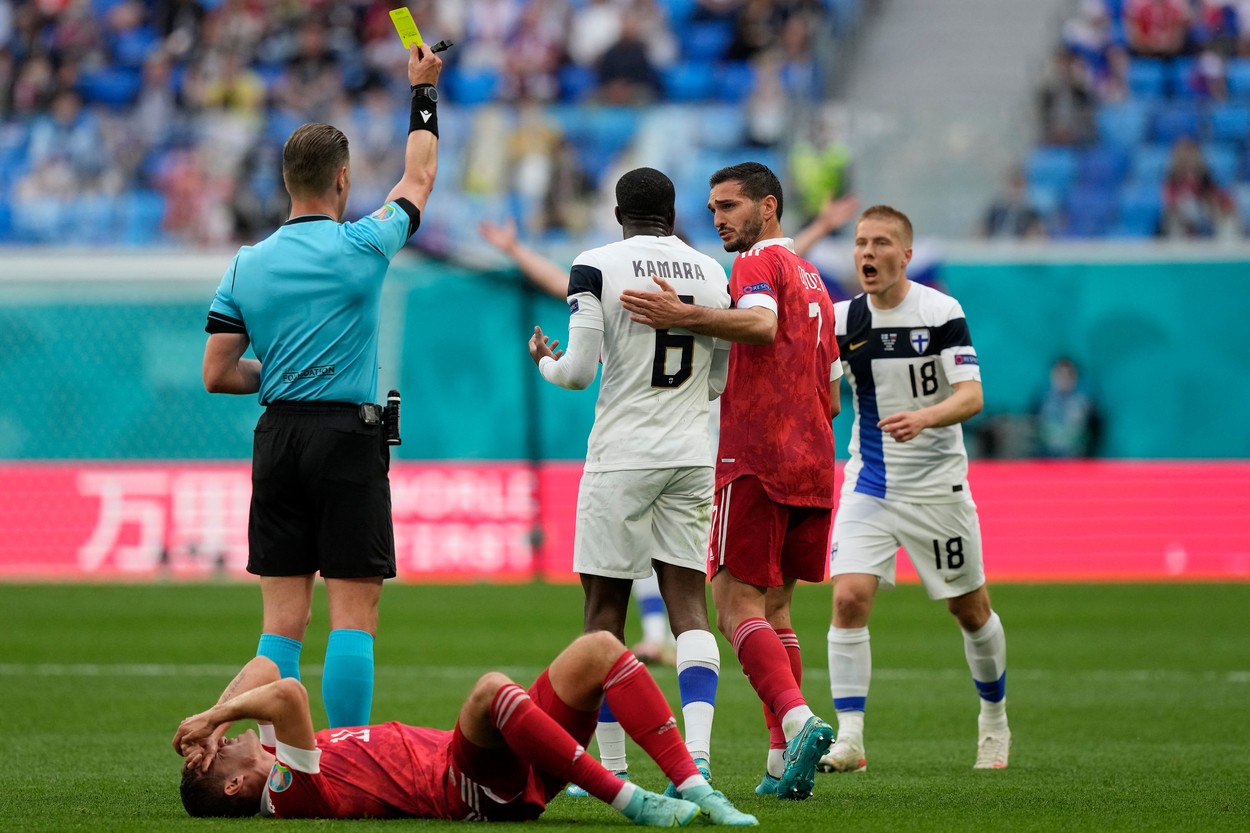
619, 276, 686, 330
528, 325, 562, 365
173, 710, 220, 760
407, 42, 443, 87
878, 410, 927, 443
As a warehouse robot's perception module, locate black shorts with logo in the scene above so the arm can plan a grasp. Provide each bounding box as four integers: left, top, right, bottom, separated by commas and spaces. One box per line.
248, 401, 396, 579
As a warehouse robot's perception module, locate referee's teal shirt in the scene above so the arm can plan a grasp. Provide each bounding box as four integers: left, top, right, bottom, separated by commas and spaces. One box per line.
206, 200, 417, 405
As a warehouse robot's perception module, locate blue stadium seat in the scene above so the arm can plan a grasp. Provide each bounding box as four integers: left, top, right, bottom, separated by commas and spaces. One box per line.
1061, 183, 1118, 238
1114, 181, 1163, 238
717, 61, 755, 103
558, 64, 597, 103
1209, 103, 1250, 145
1097, 101, 1151, 149
76, 67, 142, 108
1126, 58, 1167, 99
445, 66, 500, 105
1151, 101, 1205, 144
1078, 145, 1130, 187
1131, 144, 1175, 185
1225, 58, 1250, 98
1025, 146, 1079, 191
663, 61, 716, 102
1200, 142, 1240, 187
659, 0, 698, 23
680, 21, 734, 62
697, 105, 746, 149
118, 189, 167, 246
1167, 57, 1199, 98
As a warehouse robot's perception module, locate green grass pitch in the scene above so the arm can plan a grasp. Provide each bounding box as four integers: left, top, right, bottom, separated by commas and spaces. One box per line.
1, 581, 1248, 832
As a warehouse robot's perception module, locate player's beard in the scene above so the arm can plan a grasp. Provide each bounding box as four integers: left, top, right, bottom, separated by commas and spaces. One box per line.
724, 211, 765, 253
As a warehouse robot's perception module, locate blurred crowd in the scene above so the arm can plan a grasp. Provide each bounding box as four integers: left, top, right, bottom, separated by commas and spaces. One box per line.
984, 0, 1250, 240
0, 0, 859, 247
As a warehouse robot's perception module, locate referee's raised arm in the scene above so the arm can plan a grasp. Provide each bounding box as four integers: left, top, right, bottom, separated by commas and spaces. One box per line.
386, 43, 443, 212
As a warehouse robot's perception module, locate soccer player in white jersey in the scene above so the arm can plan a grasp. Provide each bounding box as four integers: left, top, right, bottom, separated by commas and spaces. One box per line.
527, 167, 731, 797
820, 205, 1011, 773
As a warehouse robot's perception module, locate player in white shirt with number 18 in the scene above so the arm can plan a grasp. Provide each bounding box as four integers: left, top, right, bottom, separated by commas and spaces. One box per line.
821, 205, 1011, 775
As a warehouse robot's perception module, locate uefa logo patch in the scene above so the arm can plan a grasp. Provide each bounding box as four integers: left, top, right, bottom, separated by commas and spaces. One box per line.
370, 205, 396, 222
268, 763, 293, 793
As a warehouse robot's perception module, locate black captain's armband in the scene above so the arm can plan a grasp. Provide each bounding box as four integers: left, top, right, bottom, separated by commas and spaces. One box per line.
409, 84, 438, 137
393, 197, 421, 239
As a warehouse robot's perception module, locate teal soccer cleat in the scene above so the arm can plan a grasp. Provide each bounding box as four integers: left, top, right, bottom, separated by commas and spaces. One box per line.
776, 716, 833, 800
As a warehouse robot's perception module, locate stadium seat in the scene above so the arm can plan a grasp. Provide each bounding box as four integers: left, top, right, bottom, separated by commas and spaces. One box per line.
1209, 103, 1250, 145
1150, 101, 1205, 144
1166, 57, 1199, 98
558, 64, 597, 103
1078, 145, 1130, 187
1061, 183, 1117, 238
680, 21, 734, 62
445, 66, 500, 105
1200, 142, 1240, 187
1025, 146, 1079, 191
716, 61, 756, 103
1126, 58, 1167, 99
1096, 101, 1151, 149
1114, 181, 1163, 238
118, 189, 167, 246
662, 61, 716, 102
76, 67, 142, 108
1131, 144, 1174, 185
697, 104, 746, 149
1225, 58, 1250, 98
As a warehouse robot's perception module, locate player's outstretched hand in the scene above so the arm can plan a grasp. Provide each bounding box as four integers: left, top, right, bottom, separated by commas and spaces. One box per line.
619, 276, 687, 330
528, 325, 562, 366
479, 218, 519, 256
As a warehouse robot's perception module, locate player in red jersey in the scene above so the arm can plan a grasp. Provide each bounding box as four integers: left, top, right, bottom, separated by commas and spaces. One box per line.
172, 631, 756, 825
620, 162, 841, 801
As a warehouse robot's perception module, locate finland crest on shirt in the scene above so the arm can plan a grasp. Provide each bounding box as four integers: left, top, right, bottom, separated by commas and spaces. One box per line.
833, 282, 981, 503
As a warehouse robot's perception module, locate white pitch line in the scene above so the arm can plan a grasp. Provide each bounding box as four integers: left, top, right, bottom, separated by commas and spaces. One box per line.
0, 664, 1246, 684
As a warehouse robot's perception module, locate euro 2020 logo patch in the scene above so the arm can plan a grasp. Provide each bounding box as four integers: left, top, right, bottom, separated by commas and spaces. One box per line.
268, 763, 293, 793
370, 204, 396, 222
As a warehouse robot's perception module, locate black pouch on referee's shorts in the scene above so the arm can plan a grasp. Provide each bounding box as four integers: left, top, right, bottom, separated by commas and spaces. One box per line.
358, 402, 381, 426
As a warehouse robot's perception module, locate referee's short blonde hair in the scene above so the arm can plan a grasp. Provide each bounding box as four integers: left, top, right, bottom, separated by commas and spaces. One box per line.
283, 123, 350, 199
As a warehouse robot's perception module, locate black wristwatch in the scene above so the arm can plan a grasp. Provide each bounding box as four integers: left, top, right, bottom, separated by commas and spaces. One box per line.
412, 84, 438, 103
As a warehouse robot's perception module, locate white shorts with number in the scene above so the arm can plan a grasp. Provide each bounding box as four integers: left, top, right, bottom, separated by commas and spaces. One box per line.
573, 466, 713, 580
830, 492, 986, 599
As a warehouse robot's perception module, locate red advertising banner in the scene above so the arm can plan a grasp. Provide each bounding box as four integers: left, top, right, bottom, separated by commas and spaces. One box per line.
0, 461, 1247, 582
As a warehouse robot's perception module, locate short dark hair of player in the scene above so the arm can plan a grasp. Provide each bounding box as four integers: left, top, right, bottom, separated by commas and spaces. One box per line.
615, 167, 676, 224
858, 204, 914, 247
708, 162, 784, 220
283, 122, 350, 199
179, 762, 258, 818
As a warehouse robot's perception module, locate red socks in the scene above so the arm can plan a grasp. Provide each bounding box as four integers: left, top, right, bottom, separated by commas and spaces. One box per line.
733, 618, 807, 727
490, 684, 626, 804
602, 651, 700, 786
761, 627, 803, 749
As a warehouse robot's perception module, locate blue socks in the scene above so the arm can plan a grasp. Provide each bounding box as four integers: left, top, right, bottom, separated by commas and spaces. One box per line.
257, 633, 302, 681
323, 629, 375, 728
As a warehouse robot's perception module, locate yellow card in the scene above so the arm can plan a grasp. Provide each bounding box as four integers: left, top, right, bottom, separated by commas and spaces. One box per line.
389, 8, 423, 48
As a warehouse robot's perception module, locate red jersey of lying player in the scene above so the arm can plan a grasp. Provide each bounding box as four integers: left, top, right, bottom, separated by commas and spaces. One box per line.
715, 238, 839, 508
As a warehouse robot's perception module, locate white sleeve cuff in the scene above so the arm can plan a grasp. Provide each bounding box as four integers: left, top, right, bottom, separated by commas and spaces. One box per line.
539, 325, 603, 390
737, 293, 778, 314
259, 724, 277, 749
275, 739, 321, 774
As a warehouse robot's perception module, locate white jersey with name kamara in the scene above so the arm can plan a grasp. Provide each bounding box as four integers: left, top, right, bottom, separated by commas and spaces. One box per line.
568, 235, 730, 471
834, 283, 981, 503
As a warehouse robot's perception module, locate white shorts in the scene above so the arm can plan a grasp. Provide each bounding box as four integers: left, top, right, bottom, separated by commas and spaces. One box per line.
830, 493, 986, 599
573, 466, 713, 580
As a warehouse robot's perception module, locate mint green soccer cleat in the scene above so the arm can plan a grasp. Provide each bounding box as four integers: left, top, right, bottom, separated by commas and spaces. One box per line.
754, 772, 780, 795
776, 716, 834, 800
566, 770, 628, 798
663, 757, 711, 798
681, 785, 758, 826
622, 788, 701, 827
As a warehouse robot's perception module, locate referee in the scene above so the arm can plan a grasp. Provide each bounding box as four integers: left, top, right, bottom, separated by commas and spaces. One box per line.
200, 43, 442, 729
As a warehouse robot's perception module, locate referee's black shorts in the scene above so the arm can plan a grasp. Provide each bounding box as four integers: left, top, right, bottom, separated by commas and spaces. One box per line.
247, 401, 396, 579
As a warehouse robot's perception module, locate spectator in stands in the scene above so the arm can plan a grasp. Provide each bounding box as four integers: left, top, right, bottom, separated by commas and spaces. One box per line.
596, 15, 662, 104
1123, 0, 1192, 58
567, 0, 623, 69
1034, 357, 1101, 458
1160, 136, 1238, 239
980, 166, 1047, 239
273, 20, 343, 122
26, 88, 104, 185
1038, 49, 1097, 146
500, 0, 565, 103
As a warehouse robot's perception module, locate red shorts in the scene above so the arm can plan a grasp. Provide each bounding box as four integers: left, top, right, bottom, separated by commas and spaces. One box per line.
446, 670, 598, 821
708, 475, 831, 586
